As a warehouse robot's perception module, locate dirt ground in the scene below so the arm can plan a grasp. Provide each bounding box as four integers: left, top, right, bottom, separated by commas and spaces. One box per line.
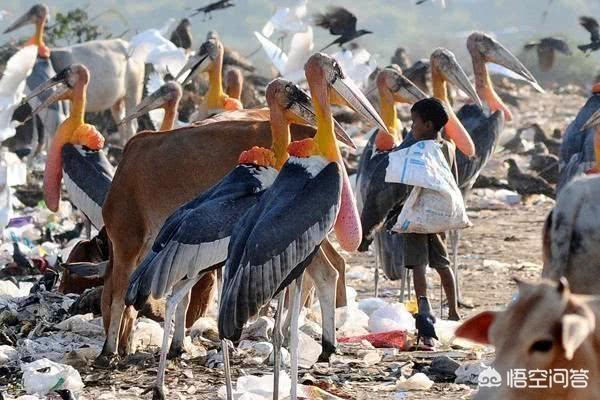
5, 85, 588, 399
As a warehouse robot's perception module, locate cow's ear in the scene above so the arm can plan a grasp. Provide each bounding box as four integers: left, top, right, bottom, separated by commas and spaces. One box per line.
455, 311, 496, 345
561, 312, 594, 360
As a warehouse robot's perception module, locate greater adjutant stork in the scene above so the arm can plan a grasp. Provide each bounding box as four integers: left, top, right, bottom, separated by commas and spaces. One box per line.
125, 78, 354, 400
24, 65, 111, 229
354, 65, 426, 294
219, 53, 387, 400
176, 36, 243, 121
358, 48, 481, 251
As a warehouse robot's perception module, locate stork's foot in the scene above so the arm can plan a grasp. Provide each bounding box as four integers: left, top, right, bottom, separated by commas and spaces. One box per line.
167, 344, 185, 360
318, 341, 337, 362
152, 386, 166, 400
93, 353, 120, 369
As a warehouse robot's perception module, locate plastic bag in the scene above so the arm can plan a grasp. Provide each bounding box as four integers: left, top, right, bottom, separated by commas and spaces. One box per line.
21, 358, 84, 395
393, 186, 471, 234
386, 140, 470, 234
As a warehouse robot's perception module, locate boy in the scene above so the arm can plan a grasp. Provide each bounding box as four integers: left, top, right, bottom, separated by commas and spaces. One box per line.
398, 97, 460, 350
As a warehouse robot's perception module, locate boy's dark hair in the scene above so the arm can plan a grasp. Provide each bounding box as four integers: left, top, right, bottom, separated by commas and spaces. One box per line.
411, 98, 449, 132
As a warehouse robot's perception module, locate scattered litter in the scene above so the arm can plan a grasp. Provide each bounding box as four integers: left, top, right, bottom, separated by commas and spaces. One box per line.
218, 371, 291, 399
0, 344, 18, 365
455, 361, 489, 385
396, 373, 434, 391
368, 303, 415, 333
21, 358, 84, 395
339, 330, 409, 350
358, 297, 388, 317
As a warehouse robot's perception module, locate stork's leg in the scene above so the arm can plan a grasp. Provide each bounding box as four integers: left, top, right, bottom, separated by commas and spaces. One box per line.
399, 266, 407, 303
449, 229, 460, 302
153, 277, 201, 400
167, 288, 192, 359
306, 248, 338, 362
272, 290, 286, 400
373, 234, 381, 298
321, 239, 346, 308
289, 275, 304, 400
217, 269, 233, 400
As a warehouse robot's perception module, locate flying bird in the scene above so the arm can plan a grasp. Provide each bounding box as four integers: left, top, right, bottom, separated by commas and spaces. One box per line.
314, 7, 372, 51
416, 0, 447, 7
169, 18, 193, 51
578, 16, 600, 54
190, 0, 234, 20
524, 37, 571, 71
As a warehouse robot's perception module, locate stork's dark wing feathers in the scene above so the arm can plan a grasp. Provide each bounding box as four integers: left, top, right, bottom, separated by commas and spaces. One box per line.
125, 164, 273, 309
314, 7, 357, 35
219, 160, 342, 340
456, 105, 504, 190
580, 16, 600, 42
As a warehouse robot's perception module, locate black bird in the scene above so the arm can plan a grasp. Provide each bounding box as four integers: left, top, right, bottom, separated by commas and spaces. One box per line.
524, 37, 571, 71
31, 270, 59, 293
314, 7, 372, 51
414, 313, 438, 349
530, 143, 559, 184
578, 16, 600, 54
190, 0, 234, 20
12, 242, 32, 271
169, 19, 193, 51
505, 158, 555, 198
55, 389, 77, 400
529, 123, 561, 155
53, 222, 85, 244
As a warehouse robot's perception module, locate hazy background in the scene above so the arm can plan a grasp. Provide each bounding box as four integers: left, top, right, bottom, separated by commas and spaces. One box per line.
3, 0, 600, 85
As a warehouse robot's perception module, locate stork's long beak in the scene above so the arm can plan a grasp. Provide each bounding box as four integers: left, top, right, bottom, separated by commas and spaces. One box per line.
3, 10, 33, 34
582, 109, 600, 131
119, 90, 168, 126
331, 76, 389, 134
441, 57, 483, 108
175, 53, 211, 85
393, 76, 428, 103
483, 40, 544, 93
288, 96, 356, 149
22, 70, 71, 119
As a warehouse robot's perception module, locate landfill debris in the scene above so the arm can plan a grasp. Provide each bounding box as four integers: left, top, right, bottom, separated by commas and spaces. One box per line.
21, 358, 84, 395
218, 371, 292, 399
429, 355, 461, 381
55, 313, 104, 337
396, 372, 434, 391
240, 316, 273, 342
298, 331, 322, 368
368, 303, 415, 333
130, 318, 164, 352
339, 330, 410, 350
455, 361, 490, 385
0, 344, 18, 365
335, 306, 370, 337
358, 297, 388, 317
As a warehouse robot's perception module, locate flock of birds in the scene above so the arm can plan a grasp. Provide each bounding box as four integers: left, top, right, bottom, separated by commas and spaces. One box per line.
0, 2, 600, 400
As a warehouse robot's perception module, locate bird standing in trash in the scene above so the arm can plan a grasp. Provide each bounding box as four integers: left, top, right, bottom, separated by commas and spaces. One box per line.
505, 158, 555, 199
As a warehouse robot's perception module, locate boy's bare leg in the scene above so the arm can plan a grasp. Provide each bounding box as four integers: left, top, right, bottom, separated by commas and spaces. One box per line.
411, 264, 428, 299
435, 266, 461, 321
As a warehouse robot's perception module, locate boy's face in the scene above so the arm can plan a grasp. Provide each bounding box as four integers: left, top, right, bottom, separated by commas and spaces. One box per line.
411, 111, 436, 140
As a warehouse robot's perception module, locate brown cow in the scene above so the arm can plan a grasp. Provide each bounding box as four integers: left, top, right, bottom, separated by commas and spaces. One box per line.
456, 278, 600, 399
